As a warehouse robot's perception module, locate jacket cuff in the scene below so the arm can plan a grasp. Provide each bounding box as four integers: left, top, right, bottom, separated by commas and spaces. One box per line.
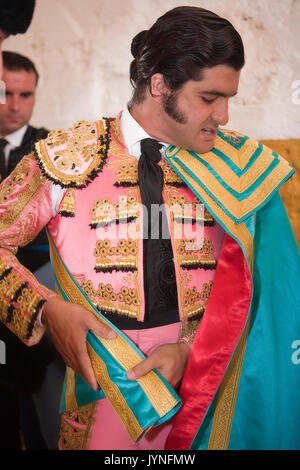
0, 257, 55, 345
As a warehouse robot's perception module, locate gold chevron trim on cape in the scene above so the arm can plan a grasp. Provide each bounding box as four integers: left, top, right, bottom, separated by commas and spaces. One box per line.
165, 129, 294, 224
47, 234, 180, 442
167, 158, 254, 269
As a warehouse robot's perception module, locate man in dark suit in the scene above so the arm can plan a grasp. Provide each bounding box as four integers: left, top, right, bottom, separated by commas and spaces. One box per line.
0, 51, 49, 271
0, 51, 62, 450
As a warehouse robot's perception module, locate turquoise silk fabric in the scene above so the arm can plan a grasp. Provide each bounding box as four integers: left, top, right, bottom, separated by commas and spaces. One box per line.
192, 193, 300, 450
48, 237, 181, 442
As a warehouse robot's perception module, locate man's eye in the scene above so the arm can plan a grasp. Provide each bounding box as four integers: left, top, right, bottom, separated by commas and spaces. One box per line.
201, 97, 216, 104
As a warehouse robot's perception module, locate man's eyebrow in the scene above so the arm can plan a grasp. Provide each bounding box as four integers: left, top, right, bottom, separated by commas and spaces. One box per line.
201, 90, 238, 98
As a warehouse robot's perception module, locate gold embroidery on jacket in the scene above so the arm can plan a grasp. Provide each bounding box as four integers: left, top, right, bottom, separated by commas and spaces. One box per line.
0, 258, 45, 341
161, 184, 217, 321
0, 156, 44, 234
181, 281, 213, 320
114, 162, 138, 187
65, 367, 78, 411
168, 193, 215, 226
46, 120, 97, 166
80, 279, 141, 320
59, 188, 76, 217
160, 160, 187, 187
110, 118, 123, 147
34, 119, 110, 188
90, 195, 139, 228
59, 402, 97, 450
94, 239, 138, 273
176, 238, 217, 271
179, 317, 202, 345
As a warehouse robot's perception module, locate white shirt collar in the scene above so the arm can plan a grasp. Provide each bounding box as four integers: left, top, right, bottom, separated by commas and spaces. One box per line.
120, 106, 151, 151
120, 106, 168, 158
2, 124, 28, 148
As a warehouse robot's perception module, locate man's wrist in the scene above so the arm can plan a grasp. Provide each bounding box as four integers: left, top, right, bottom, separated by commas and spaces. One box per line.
39, 294, 59, 326
178, 332, 195, 349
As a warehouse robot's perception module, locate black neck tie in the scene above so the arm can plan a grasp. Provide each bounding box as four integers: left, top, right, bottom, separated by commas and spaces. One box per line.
138, 138, 179, 326
138, 138, 164, 210
0, 138, 8, 182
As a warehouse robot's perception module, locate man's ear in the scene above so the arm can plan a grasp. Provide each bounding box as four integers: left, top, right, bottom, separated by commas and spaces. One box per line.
149, 73, 169, 103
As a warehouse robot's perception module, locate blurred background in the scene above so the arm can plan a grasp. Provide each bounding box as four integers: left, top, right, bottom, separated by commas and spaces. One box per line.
2, 0, 300, 140
2, 0, 300, 246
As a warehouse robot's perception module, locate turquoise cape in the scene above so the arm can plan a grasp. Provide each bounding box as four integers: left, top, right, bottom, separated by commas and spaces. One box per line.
164, 128, 300, 450
193, 193, 300, 450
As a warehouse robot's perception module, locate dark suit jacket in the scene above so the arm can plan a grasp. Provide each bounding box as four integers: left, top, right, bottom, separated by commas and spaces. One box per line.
5, 125, 49, 176
4, 125, 50, 272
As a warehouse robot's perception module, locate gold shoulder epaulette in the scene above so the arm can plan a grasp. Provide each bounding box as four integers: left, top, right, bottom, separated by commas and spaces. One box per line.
33, 118, 111, 189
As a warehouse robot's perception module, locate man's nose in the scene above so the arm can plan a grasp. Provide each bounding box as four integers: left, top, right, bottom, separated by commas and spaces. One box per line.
211, 99, 229, 126
9, 95, 20, 111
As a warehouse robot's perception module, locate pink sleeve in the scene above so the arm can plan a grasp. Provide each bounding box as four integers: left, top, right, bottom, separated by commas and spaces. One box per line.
0, 154, 57, 345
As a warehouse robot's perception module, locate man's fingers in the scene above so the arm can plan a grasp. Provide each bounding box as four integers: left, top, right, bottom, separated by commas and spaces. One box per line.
73, 343, 99, 392
127, 354, 159, 381
90, 315, 116, 340
43, 297, 114, 391
80, 356, 99, 391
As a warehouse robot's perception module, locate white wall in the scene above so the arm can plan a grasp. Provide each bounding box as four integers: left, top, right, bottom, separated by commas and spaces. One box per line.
3, 0, 300, 139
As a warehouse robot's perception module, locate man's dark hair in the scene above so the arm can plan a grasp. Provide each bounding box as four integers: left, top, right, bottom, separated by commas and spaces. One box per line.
0, 0, 35, 35
2, 50, 39, 84
130, 6, 245, 104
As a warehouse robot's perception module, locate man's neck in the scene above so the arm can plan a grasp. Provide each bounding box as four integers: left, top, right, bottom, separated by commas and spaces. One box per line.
129, 98, 170, 144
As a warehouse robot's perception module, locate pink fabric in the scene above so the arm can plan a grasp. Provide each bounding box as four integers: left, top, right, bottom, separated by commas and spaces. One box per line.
0, 155, 55, 344
47, 150, 147, 322
47, 118, 225, 325
88, 322, 181, 450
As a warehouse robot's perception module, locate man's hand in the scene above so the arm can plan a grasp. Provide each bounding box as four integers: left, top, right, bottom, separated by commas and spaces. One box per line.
42, 295, 116, 391
126, 342, 190, 389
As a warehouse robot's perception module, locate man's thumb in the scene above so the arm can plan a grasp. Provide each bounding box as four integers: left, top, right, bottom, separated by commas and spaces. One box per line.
127, 356, 154, 381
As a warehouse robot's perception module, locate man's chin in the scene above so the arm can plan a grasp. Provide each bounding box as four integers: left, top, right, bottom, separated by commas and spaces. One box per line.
1, 123, 22, 134
189, 140, 215, 155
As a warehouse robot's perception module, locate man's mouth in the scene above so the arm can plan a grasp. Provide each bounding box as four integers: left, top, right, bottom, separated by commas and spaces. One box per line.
7, 116, 21, 122
200, 127, 217, 138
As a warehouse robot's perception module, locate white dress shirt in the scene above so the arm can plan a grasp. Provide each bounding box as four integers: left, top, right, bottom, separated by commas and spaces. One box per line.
120, 106, 167, 158
1, 124, 28, 168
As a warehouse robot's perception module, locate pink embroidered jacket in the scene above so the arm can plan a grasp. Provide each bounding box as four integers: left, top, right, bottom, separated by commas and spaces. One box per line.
0, 117, 224, 346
